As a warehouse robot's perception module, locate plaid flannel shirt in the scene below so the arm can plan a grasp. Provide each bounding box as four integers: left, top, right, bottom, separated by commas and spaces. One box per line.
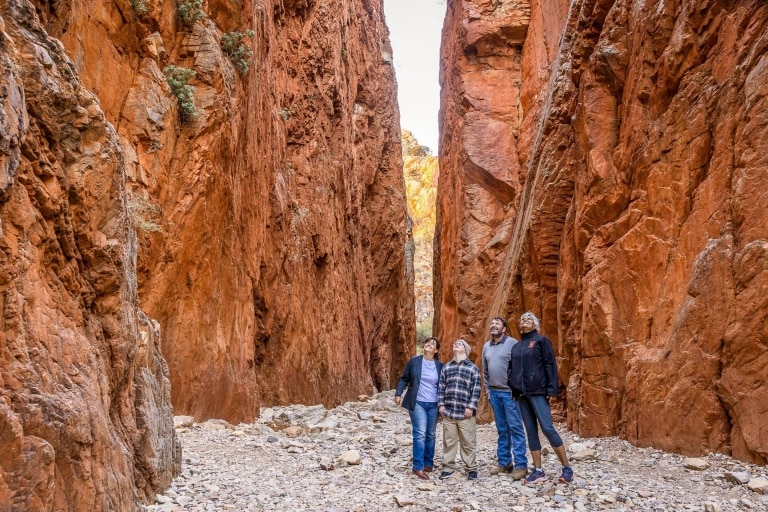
438, 358, 481, 420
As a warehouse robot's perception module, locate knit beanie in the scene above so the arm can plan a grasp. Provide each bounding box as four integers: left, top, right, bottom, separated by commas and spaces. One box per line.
454, 339, 472, 357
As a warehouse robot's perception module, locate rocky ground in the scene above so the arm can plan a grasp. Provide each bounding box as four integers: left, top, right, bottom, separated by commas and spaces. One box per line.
144, 391, 768, 512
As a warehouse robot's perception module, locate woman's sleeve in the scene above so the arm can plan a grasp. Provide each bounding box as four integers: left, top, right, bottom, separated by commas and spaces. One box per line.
395, 358, 413, 396
542, 337, 559, 396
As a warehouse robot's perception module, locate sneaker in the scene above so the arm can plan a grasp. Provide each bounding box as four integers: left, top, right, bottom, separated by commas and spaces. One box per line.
439, 470, 455, 480
559, 466, 573, 483
468, 471, 478, 480
524, 469, 548, 484
510, 467, 528, 480
490, 463, 512, 475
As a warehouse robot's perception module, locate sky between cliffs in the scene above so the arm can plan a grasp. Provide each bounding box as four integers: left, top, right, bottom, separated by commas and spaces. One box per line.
384, 0, 446, 154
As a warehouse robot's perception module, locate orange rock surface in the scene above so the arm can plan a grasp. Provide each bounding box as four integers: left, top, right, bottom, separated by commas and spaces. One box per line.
436, 0, 768, 463
2, 0, 412, 506
40, 0, 413, 424
0, 2, 179, 509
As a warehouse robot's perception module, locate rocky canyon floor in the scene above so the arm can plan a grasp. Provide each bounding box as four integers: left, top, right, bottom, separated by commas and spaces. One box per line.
144, 391, 768, 512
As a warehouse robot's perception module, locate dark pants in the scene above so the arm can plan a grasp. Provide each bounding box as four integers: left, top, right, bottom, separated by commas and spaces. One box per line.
518, 394, 563, 451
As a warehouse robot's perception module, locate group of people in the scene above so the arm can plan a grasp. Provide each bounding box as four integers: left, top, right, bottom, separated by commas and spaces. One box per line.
394, 311, 573, 484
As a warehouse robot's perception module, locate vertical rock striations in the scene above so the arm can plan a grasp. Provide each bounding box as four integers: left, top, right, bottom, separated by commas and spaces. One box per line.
0, 0, 179, 509
436, 0, 532, 353
437, 0, 768, 463
33, 0, 412, 423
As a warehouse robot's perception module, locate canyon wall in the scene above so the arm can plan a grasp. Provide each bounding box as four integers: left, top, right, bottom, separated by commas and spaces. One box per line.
1, 0, 411, 506
436, 0, 768, 463
0, 0, 179, 509
37, 0, 412, 424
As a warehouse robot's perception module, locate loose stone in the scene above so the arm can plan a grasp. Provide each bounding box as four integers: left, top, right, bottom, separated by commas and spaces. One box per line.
151, 391, 766, 512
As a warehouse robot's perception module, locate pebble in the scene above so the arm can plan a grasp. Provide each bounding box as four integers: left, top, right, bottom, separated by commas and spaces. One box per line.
144, 391, 768, 511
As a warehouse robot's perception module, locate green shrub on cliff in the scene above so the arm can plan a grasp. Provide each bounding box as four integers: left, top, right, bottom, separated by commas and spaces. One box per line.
177, 0, 204, 24
164, 65, 197, 121
221, 30, 256, 76
131, 0, 149, 15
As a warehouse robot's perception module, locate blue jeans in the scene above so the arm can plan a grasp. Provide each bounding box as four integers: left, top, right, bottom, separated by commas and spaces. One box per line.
408, 401, 438, 471
518, 394, 563, 451
488, 389, 528, 469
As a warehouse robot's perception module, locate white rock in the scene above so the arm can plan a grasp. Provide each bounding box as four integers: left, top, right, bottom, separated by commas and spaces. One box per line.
684, 458, 709, 470
201, 420, 228, 431
173, 416, 195, 428
310, 414, 340, 431
394, 495, 414, 507
569, 442, 587, 453
339, 449, 361, 465
747, 477, 768, 493
571, 448, 598, 461
155, 494, 173, 504
725, 470, 752, 484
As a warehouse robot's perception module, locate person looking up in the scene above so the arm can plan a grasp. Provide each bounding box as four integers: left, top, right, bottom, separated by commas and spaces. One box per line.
507, 311, 573, 484
482, 317, 528, 479
438, 339, 481, 480
395, 337, 443, 480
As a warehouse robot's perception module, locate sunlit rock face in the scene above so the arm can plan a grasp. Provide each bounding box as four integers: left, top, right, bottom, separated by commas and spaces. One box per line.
436, 0, 768, 463
0, 1, 179, 509
33, 0, 413, 424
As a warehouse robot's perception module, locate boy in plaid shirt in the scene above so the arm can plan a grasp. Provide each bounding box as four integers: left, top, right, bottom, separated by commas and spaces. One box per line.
438, 339, 481, 480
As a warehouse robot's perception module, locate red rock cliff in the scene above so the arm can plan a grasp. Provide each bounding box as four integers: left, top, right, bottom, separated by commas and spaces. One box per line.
34, 0, 412, 423
0, 0, 179, 509
436, 0, 768, 463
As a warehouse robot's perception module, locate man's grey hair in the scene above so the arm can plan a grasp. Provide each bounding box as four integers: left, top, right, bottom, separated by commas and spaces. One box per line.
520, 311, 540, 330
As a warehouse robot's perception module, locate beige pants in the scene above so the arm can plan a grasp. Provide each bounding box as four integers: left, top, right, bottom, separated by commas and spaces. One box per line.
441, 416, 477, 472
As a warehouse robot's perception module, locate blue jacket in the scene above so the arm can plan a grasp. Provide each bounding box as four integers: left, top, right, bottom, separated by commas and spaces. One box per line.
507, 330, 559, 397
395, 355, 444, 411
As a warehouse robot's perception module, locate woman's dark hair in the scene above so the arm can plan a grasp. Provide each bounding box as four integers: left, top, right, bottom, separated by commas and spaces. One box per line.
424, 337, 440, 351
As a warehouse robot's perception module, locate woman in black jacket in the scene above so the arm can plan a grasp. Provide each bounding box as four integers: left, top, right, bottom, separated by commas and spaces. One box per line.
395, 337, 444, 480
507, 312, 573, 485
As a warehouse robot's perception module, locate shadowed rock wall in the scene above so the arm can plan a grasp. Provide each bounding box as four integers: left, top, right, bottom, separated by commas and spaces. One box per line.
35, 0, 412, 423
0, 0, 179, 509
436, 0, 768, 463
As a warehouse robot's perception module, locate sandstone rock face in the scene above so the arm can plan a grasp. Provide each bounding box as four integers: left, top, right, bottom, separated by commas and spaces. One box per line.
36, 0, 413, 424
0, 1, 179, 509
436, 0, 768, 463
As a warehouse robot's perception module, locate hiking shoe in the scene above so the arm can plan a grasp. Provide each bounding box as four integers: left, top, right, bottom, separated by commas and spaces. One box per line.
559, 466, 573, 483
524, 469, 548, 484
490, 463, 512, 475
439, 470, 455, 480
510, 467, 528, 480
468, 470, 478, 480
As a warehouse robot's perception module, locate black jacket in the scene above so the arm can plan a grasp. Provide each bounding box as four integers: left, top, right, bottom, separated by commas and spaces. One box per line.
507, 330, 559, 397
395, 355, 444, 411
